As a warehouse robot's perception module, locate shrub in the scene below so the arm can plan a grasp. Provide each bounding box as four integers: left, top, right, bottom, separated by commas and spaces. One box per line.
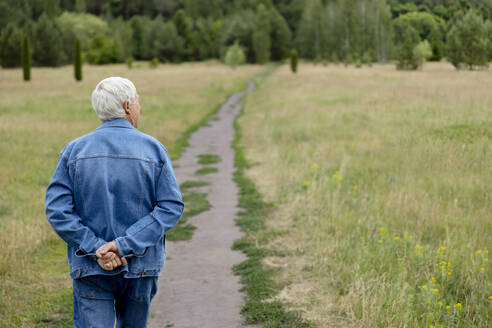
126, 57, 133, 69
149, 57, 159, 68
86, 33, 121, 65
413, 40, 433, 69
224, 40, 246, 69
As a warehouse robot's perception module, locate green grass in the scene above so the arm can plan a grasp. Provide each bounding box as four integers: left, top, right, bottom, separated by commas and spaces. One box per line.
180, 180, 211, 192
197, 154, 221, 165
195, 167, 219, 175
231, 66, 313, 328
238, 62, 492, 327
166, 192, 211, 241
0, 62, 263, 327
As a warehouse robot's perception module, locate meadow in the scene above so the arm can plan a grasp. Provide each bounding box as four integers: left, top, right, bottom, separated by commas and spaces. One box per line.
0, 61, 262, 326
239, 62, 491, 327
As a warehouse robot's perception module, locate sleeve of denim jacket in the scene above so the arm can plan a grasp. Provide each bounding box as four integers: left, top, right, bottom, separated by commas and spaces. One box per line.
45, 151, 107, 259
114, 150, 184, 258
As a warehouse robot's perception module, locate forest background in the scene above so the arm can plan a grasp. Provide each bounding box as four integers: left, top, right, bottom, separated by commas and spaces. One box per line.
1, 0, 492, 70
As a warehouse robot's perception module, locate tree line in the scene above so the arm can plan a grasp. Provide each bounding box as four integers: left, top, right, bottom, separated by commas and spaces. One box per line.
0, 0, 491, 71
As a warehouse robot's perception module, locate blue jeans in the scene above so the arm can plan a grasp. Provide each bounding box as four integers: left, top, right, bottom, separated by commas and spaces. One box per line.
73, 273, 158, 328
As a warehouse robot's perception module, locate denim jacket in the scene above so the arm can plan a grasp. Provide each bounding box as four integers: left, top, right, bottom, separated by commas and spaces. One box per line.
45, 118, 184, 279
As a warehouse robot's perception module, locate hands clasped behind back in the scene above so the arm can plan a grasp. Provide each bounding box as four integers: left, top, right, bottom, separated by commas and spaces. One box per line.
96, 241, 127, 271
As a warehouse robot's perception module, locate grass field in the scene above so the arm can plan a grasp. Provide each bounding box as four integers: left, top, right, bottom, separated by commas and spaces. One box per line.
0, 61, 262, 327
239, 62, 491, 327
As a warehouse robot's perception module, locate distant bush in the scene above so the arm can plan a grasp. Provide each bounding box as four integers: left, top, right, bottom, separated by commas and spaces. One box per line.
86, 33, 121, 65
224, 40, 246, 69
413, 40, 433, 69
126, 57, 133, 69
149, 57, 159, 68
57, 12, 109, 51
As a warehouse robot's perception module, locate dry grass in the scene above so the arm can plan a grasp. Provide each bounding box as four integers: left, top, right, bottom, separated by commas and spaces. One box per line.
240, 62, 491, 327
0, 61, 262, 326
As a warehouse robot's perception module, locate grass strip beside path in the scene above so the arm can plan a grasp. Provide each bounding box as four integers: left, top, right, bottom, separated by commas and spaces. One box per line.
232, 68, 313, 328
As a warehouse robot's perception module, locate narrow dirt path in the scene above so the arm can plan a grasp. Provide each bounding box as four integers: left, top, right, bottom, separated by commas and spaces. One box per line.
149, 80, 258, 328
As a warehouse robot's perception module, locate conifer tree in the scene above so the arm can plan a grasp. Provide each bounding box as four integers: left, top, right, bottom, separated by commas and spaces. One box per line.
74, 37, 82, 81
252, 4, 271, 64
290, 48, 298, 73
21, 34, 31, 81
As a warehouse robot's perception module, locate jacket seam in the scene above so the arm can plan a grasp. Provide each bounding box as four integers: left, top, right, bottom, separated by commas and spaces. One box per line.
68, 154, 163, 166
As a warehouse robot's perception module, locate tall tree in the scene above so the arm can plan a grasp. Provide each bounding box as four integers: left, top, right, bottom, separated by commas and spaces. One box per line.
21, 34, 31, 81
173, 9, 195, 60
32, 13, 66, 66
428, 25, 443, 61
129, 16, 145, 60
396, 24, 420, 70
150, 18, 185, 63
252, 4, 271, 63
446, 9, 489, 69
0, 23, 23, 68
269, 6, 291, 61
296, 0, 327, 60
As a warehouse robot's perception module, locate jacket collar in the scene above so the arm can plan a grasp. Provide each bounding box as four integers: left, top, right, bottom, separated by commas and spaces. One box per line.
96, 118, 134, 130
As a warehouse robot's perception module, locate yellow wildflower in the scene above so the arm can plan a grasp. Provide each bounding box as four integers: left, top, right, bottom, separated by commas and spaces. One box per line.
429, 325, 435, 328
311, 163, 318, 169
421, 285, 428, 291
488, 296, 492, 301
378, 239, 383, 243
393, 236, 400, 242
480, 267, 485, 272
431, 277, 436, 283
476, 249, 482, 255
433, 289, 439, 293
379, 227, 385, 233
353, 185, 358, 191
455, 303, 462, 311
446, 305, 451, 310
437, 301, 442, 306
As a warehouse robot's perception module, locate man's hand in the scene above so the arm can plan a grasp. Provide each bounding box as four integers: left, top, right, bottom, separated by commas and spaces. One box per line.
96, 241, 127, 271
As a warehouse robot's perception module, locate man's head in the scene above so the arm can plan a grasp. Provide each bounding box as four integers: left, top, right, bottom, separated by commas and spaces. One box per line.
91, 77, 141, 128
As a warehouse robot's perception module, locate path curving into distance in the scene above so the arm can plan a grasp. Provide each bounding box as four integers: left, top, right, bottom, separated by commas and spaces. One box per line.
149, 80, 258, 328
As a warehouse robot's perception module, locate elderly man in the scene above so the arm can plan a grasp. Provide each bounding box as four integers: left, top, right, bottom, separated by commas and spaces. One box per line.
45, 77, 184, 327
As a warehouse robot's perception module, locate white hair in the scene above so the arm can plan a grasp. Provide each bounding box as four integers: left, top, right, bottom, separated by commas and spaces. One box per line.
91, 77, 137, 121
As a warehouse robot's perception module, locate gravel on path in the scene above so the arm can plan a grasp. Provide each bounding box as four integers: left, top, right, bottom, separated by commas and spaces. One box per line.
149, 80, 259, 328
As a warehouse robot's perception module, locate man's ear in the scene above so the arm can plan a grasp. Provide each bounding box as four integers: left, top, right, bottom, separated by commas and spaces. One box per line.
123, 100, 130, 115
